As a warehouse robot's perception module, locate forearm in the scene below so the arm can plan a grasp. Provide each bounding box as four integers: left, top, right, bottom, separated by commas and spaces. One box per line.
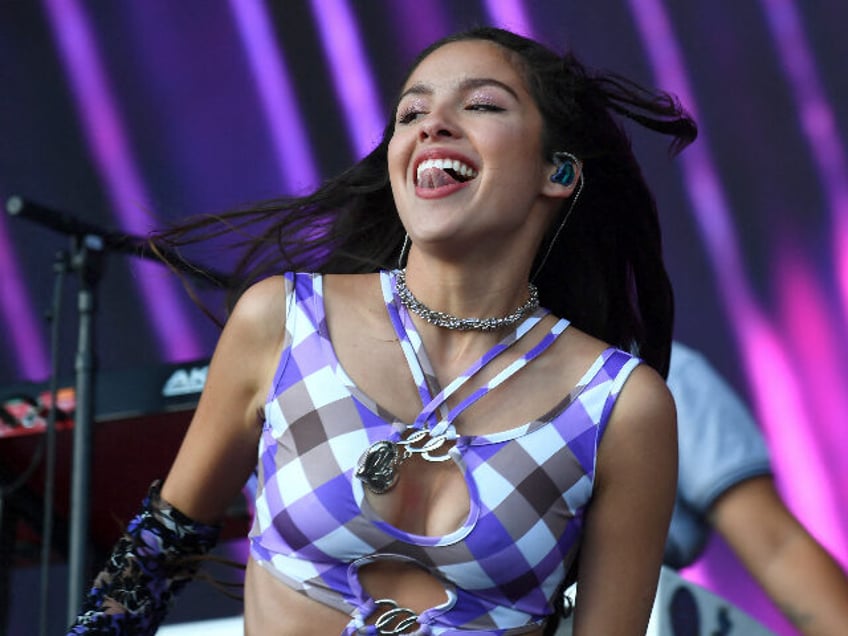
66, 481, 220, 635
711, 477, 848, 636
750, 529, 848, 636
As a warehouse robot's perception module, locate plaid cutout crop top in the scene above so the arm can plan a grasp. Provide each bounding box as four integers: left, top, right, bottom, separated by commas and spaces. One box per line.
248, 271, 641, 635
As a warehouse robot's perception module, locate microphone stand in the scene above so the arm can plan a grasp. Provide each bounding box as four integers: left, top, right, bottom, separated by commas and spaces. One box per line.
4, 195, 229, 624
66, 233, 103, 623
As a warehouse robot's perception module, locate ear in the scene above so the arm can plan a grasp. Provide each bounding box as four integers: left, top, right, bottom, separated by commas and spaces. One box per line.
541, 156, 582, 199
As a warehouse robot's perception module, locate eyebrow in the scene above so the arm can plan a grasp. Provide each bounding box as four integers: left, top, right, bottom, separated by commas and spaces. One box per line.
398, 77, 521, 102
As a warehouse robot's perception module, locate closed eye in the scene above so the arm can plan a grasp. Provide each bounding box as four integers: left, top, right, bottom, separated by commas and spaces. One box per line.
466, 104, 505, 113
397, 109, 427, 125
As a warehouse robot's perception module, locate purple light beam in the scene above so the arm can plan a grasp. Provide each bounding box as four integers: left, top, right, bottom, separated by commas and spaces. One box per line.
43, 0, 202, 361
229, 0, 320, 193
759, 0, 848, 330
0, 213, 50, 380
483, 0, 534, 37
309, 0, 385, 159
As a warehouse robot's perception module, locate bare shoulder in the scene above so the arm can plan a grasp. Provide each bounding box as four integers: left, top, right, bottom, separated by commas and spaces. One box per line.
206, 275, 289, 413
614, 362, 676, 430
227, 274, 289, 342
608, 363, 677, 454
323, 272, 387, 327
556, 326, 676, 446
598, 360, 677, 484
323, 271, 382, 300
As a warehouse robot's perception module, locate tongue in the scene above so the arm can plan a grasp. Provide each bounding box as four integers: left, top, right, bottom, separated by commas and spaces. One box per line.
418, 167, 458, 189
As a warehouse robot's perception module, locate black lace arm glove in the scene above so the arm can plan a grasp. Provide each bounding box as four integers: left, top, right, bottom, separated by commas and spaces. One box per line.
66, 480, 221, 635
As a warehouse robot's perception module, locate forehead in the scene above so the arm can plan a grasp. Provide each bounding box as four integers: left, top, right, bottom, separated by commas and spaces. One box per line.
402, 40, 529, 94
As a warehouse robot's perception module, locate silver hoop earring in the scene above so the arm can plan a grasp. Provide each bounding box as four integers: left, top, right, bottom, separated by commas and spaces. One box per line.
398, 233, 411, 269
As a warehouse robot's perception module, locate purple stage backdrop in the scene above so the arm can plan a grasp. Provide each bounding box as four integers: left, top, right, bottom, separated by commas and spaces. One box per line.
1, 1, 847, 634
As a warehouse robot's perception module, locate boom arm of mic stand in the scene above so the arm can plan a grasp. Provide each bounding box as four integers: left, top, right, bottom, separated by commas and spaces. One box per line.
5, 195, 231, 288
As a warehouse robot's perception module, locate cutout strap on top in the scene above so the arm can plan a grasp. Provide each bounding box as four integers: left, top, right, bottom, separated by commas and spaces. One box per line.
363, 271, 567, 438
380, 270, 568, 435
357, 272, 567, 495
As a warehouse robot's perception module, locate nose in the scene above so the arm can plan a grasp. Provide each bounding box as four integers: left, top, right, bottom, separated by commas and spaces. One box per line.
418, 107, 460, 141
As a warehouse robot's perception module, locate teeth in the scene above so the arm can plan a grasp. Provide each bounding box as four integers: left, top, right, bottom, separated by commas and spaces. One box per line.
416, 158, 478, 183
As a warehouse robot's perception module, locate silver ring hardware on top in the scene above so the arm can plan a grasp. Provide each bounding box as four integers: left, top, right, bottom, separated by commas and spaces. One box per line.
368, 598, 420, 635
356, 429, 452, 495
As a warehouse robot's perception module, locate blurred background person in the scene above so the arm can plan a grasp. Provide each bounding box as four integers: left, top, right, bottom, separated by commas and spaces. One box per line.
664, 342, 848, 635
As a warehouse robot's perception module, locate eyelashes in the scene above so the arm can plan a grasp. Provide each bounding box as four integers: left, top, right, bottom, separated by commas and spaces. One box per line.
397, 109, 423, 125
395, 102, 506, 125
467, 103, 505, 113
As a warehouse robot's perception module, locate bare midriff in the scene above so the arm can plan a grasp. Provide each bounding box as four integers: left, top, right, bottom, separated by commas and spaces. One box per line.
244, 556, 545, 635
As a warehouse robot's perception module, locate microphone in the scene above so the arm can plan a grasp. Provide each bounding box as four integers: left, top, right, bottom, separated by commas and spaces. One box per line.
5, 195, 124, 240
6, 195, 231, 287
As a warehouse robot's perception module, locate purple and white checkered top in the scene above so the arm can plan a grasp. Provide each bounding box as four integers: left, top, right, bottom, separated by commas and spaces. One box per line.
248, 270, 641, 635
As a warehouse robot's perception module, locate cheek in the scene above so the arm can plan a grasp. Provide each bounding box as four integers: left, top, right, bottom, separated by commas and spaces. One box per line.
486, 119, 542, 158
502, 126, 547, 184
386, 136, 411, 215
387, 136, 408, 184
488, 129, 544, 176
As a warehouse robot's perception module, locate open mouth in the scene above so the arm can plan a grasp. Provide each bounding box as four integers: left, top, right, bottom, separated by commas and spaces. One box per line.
415, 158, 478, 188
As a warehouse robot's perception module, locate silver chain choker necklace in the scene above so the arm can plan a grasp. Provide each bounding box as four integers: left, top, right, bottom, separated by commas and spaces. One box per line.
394, 269, 539, 332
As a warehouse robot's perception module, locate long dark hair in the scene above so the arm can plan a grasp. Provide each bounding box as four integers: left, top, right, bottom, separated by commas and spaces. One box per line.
152, 27, 696, 377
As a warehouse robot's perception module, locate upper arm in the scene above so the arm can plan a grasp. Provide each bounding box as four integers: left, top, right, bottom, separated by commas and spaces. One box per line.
160, 275, 288, 524
572, 363, 678, 636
